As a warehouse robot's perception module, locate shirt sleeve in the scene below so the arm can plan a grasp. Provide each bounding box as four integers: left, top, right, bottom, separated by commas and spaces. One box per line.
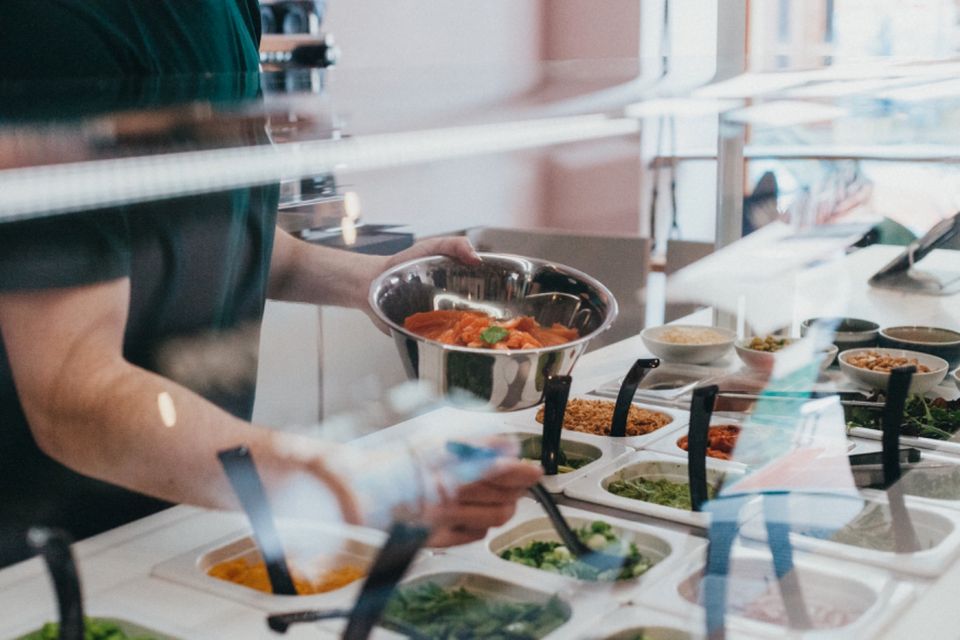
0, 210, 131, 291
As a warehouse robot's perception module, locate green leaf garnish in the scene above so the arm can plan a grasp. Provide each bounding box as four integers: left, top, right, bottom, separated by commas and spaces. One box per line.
480, 325, 509, 344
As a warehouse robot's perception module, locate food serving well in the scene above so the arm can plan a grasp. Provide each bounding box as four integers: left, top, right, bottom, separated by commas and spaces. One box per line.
369, 253, 618, 411
445, 498, 705, 597
152, 524, 382, 612
564, 451, 746, 528
639, 545, 913, 639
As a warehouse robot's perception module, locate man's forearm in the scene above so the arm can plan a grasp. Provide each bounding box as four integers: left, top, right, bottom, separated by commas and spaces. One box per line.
32, 356, 353, 521
267, 229, 385, 308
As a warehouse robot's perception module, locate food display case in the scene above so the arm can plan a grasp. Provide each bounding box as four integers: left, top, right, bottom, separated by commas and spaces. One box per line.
2, 39, 960, 640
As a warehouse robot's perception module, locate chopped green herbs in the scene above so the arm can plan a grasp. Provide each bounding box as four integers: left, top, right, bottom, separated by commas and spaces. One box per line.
480, 325, 510, 345
846, 395, 960, 441
20, 619, 159, 640
499, 521, 654, 581
607, 477, 718, 510
383, 582, 569, 639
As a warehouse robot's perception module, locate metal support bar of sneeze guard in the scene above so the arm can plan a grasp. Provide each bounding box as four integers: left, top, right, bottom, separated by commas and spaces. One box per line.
761, 494, 811, 630
883, 366, 922, 553
703, 495, 750, 640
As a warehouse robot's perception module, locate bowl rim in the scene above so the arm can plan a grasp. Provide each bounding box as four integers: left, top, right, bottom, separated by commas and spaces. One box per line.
837, 347, 950, 376
800, 317, 880, 336
878, 325, 960, 346
639, 324, 736, 347
368, 251, 619, 355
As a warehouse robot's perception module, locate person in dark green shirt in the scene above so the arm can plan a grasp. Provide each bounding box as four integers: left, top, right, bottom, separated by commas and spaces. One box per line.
0, 1, 540, 567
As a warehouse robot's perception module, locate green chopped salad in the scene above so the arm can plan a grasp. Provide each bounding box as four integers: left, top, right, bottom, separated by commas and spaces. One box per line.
383, 581, 569, 639
606, 477, 718, 510
846, 395, 960, 440
499, 521, 654, 582
20, 618, 159, 640
799, 502, 937, 552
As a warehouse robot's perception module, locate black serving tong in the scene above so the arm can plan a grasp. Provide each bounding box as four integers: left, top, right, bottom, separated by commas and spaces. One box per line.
688, 385, 718, 512
28, 527, 84, 640
218, 446, 298, 596
527, 483, 625, 573
882, 366, 922, 553
541, 375, 572, 475
266, 522, 431, 639
610, 358, 661, 437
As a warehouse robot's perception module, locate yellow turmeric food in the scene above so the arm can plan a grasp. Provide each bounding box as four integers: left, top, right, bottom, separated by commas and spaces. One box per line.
208, 555, 365, 595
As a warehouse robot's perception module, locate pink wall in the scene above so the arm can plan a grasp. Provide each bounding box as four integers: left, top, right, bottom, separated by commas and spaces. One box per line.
544, 0, 641, 60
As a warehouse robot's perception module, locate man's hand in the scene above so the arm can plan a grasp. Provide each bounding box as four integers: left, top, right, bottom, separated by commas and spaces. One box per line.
423, 459, 542, 547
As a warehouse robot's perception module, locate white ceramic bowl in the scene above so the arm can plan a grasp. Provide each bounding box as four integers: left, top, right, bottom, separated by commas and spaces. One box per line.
838, 348, 949, 395
639, 324, 735, 365
953, 368, 960, 393
736, 338, 838, 373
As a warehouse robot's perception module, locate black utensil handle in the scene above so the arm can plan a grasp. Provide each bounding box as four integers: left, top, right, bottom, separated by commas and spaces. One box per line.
882, 366, 915, 488
267, 608, 352, 633
611, 358, 660, 437
342, 521, 431, 640
762, 494, 811, 630
27, 527, 84, 640
528, 483, 588, 555
688, 384, 719, 512
218, 446, 298, 596
541, 375, 571, 475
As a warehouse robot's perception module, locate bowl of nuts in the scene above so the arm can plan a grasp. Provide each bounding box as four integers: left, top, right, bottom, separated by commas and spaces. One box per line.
838, 347, 949, 395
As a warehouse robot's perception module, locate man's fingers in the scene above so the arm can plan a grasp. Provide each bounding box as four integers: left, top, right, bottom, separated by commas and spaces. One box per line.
476, 459, 544, 490
428, 526, 489, 547
423, 501, 517, 531
399, 237, 481, 266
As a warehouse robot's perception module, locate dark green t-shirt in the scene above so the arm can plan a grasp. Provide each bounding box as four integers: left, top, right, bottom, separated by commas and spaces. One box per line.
0, 1, 280, 566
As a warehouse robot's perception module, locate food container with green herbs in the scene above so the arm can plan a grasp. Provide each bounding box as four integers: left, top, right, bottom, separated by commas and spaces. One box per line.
845, 392, 960, 455
445, 498, 704, 594
738, 493, 960, 577
14, 617, 179, 640
577, 605, 702, 640
510, 427, 631, 494
311, 554, 616, 640
564, 451, 745, 528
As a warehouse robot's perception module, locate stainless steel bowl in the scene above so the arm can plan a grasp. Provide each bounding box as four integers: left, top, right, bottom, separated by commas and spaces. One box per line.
369, 252, 618, 411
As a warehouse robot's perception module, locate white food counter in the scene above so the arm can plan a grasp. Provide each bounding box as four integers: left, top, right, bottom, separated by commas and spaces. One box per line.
2, 245, 959, 639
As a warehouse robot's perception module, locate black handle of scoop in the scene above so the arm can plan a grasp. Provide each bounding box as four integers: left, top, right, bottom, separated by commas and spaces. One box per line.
267, 609, 429, 639
342, 521, 431, 640
881, 366, 921, 553
267, 608, 352, 633
610, 358, 660, 437
688, 384, 719, 512
762, 494, 811, 630
527, 484, 625, 573
218, 446, 298, 596
27, 527, 84, 640
541, 375, 571, 475
882, 366, 915, 489
528, 483, 590, 556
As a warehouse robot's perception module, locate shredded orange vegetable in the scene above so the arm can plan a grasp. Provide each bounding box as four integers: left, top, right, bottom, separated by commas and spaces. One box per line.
403, 310, 578, 350
208, 556, 365, 595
